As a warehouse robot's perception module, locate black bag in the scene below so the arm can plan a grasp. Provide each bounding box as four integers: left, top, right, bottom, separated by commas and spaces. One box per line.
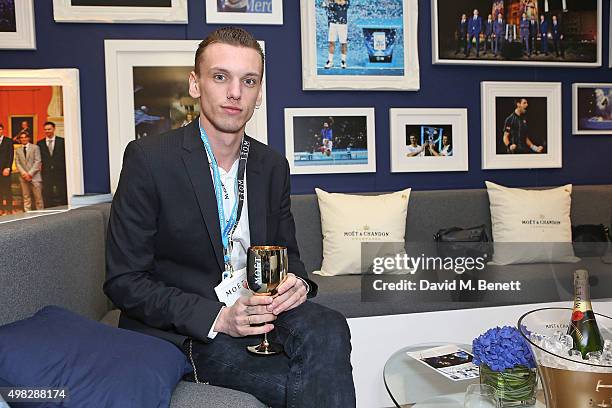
572, 224, 610, 257
434, 224, 492, 260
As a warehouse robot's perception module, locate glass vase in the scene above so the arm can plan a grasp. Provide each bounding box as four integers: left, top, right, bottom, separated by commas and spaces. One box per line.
479, 364, 538, 407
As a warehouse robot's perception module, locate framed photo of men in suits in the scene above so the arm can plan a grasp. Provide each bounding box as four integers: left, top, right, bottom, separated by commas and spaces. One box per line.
104, 39, 269, 193
52, 0, 187, 23
432, 0, 602, 67
481, 81, 562, 169
0, 0, 35, 49
300, 0, 420, 91
0, 69, 84, 216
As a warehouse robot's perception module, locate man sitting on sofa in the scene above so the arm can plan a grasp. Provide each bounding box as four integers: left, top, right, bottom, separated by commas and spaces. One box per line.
104, 27, 356, 408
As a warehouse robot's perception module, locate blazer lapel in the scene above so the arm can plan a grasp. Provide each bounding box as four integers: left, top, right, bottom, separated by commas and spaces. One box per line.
246, 136, 267, 246
181, 121, 224, 272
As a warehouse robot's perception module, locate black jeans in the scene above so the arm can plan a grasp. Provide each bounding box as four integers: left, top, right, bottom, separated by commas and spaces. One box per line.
183, 301, 356, 408
0, 174, 12, 211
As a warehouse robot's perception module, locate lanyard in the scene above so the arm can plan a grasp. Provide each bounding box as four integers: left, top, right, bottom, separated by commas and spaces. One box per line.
199, 126, 250, 279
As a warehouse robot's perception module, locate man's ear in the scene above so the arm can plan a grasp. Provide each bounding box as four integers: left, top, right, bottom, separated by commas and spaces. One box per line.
188, 71, 201, 98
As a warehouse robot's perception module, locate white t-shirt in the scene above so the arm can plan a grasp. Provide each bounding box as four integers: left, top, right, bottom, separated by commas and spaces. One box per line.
204, 150, 250, 339
205, 153, 250, 272
406, 144, 423, 156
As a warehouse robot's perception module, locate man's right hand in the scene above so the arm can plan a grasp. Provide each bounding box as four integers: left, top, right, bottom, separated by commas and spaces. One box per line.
1, 168, 9, 177
214, 295, 276, 337
508, 144, 517, 153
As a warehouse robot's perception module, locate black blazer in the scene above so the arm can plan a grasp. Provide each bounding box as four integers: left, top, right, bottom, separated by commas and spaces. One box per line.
0, 136, 13, 171
104, 119, 317, 347
37, 137, 66, 178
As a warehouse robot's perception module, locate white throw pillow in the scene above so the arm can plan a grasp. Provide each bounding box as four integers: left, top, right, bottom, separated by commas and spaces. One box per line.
485, 181, 579, 265
314, 188, 411, 276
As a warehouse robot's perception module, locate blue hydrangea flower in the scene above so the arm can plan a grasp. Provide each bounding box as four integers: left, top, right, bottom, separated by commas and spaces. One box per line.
472, 326, 536, 372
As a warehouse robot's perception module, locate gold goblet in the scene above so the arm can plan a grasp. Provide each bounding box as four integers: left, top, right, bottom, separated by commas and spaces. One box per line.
246, 245, 287, 355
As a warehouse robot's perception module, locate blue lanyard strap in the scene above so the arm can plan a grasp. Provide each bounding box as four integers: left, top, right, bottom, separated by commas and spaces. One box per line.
199, 126, 250, 277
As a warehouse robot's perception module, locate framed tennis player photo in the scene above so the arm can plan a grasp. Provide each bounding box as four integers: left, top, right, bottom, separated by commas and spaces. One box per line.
389, 108, 469, 173
284, 107, 376, 174
432, 0, 602, 67
52, 0, 188, 23
572, 84, 612, 135
206, 0, 283, 25
481, 81, 562, 170
104, 40, 268, 193
0, 0, 35, 49
300, 0, 419, 91
0, 69, 84, 214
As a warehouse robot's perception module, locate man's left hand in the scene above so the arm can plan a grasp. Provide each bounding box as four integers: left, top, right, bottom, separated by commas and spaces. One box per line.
268, 273, 308, 316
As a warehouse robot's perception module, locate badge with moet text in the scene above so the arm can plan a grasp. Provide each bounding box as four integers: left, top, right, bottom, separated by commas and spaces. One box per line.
214, 267, 250, 307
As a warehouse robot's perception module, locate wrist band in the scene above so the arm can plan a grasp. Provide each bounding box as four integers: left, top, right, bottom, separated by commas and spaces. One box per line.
530, 144, 540, 152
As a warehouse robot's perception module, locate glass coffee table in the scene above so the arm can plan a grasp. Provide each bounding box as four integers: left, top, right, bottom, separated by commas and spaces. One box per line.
383, 343, 546, 407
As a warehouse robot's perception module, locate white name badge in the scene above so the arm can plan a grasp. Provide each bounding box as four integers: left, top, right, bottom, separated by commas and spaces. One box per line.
214, 267, 250, 307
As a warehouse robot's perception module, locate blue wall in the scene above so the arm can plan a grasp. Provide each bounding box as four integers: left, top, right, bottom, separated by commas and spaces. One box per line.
0, 0, 610, 195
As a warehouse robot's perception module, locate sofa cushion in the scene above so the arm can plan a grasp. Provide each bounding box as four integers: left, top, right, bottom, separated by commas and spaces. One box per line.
485, 181, 579, 265
314, 188, 411, 276
0, 392, 8, 408
170, 381, 267, 408
0, 306, 192, 408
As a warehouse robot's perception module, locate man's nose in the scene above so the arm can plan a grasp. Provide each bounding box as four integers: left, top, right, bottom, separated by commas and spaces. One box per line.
226, 78, 241, 101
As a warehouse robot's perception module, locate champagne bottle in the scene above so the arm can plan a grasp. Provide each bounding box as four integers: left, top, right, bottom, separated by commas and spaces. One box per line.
567, 269, 604, 358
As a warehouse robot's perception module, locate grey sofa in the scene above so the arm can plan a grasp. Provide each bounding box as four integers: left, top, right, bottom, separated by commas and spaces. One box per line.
0, 184, 611, 407
295, 185, 612, 317
0, 209, 266, 408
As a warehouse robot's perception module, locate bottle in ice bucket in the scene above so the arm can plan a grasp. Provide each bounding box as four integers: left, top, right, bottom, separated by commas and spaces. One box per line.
567, 269, 604, 358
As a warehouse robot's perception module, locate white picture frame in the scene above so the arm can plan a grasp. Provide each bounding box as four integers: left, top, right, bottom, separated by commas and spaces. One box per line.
205, 0, 283, 25
104, 39, 268, 193
0, 69, 84, 203
0, 0, 35, 49
52, 0, 188, 24
481, 81, 562, 170
572, 83, 612, 135
284, 107, 376, 175
389, 108, 468, 173
431, 0, 602, 68
300, 0, 419, 91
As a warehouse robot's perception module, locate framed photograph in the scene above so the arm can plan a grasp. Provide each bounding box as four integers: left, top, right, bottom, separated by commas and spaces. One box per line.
389, 108, 468, 173
300, 0, 419, 91
284, 107, 376, 174
205, 0, 283, 25
104, 40, 268, 193
0, 69, 84, 217
572, 83, 612, 135
52, 0, 188, 24
9, 115, 36, 141
0, 0, 35, 49
432, 0, 602, 67
481, 81, 562, 169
